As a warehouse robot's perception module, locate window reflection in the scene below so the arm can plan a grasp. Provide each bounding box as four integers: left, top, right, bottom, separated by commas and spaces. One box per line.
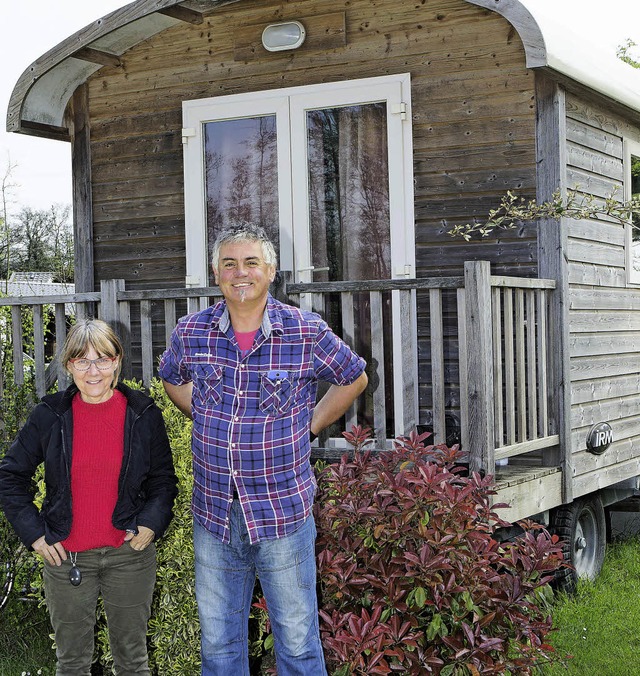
307, 103, 393, 438
204, 117, 279, 283
307, 104, 390, 281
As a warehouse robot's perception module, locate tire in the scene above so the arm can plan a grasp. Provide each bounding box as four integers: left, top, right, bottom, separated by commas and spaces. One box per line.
550, 494, 606, 593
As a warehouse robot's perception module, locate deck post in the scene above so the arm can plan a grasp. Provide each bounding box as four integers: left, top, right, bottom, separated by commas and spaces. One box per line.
70, 84, 95, 297
100, 279, 125, 326
535, 73, 572, 504
463, 261, 495, 475
99, 280, 130, 377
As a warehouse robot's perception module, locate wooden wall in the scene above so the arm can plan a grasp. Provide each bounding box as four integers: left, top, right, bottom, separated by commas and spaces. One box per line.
84, 0, 537, 421
564, 92, 640, 497
86, 0, 537, 288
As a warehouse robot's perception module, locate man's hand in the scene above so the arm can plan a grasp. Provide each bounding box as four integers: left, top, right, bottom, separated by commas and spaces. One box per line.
32, 536, 67, 567
125, 525, 155, 550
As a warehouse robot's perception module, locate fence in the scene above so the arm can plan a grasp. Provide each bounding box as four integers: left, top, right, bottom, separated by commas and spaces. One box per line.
0, 262, 558, 476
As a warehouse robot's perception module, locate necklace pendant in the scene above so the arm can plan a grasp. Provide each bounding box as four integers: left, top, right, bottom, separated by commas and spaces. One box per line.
69, 565, 82, 586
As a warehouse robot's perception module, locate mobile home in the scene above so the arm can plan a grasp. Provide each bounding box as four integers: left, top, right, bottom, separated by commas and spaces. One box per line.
7, 0, 640, 587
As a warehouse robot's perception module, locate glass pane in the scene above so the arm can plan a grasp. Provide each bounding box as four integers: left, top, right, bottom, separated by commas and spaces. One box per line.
307, 104, 390, 281
632, 154, 640, 274
306, 103, 393, 438
204, 116, 279, 284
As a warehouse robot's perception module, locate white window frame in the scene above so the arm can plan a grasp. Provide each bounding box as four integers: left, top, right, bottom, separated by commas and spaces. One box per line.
624, 138, 640, 285
182, 74, 414, 285
288, 75, 415, 283
181, 74, 417, 437
182, 92, 293, 285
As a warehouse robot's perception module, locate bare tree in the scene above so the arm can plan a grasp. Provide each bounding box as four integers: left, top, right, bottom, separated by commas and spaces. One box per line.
11, 205, 74, 282
0, 159, 18, 292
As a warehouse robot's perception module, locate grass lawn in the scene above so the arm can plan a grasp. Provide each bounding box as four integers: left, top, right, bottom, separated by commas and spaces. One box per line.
544, 535, 640, 675
0, 603, 55, 676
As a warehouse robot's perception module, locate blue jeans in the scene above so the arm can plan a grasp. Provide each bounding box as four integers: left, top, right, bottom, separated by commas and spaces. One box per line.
194, 503, 326, 675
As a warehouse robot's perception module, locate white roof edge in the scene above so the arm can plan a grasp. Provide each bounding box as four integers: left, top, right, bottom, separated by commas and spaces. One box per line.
545, 50, 640, 115
467, 0, 640, 114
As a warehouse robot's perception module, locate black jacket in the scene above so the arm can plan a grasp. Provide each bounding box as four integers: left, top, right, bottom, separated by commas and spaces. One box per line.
0, 382, 178, 549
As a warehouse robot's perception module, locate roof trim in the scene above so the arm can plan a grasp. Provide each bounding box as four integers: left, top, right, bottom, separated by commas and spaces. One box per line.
467, 0, 640, 116
7, 0, 640, 140
6, 0, 227, 138
465, 0, 547, 67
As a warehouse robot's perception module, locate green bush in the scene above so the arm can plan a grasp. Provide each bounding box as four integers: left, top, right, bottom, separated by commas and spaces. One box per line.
0, 379, 42, 617
0, 378, 55, 675
146, 378, 200, 674
1, 377, 270, 674
3, 382, 567, 675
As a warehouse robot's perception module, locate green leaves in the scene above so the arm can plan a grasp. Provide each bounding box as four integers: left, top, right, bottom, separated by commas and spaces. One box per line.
617, 39, 640, 69
407, 586, 428, 609
426, 613, 448, 641
447, 188, 640, 241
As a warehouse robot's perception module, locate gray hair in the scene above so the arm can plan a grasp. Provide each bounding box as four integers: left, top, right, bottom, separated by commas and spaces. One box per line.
210, 223, 277, 272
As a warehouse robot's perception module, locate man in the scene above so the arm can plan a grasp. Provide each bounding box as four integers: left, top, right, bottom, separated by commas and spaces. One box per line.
158, 223, 368, 675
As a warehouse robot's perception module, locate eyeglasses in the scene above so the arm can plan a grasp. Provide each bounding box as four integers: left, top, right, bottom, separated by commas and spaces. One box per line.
69, 357, 117, 372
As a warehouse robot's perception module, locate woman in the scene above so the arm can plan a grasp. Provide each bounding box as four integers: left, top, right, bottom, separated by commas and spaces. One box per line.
0, 319, 178, 675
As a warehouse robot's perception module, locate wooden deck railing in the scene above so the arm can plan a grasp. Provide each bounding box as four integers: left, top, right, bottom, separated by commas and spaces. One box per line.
0, 262, 557, 476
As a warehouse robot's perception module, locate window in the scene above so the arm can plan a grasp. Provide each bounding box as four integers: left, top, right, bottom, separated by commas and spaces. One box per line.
625, 139, 640, 283
182, 75, 414, 287
182, 75, 416, 438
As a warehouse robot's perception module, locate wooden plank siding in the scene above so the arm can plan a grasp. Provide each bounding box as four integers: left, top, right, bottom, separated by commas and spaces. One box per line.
86, 0, 537, 286
81, 0, 540, 431
564, 90, 640, 499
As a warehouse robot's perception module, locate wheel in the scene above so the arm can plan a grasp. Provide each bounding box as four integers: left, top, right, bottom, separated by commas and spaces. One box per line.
550, 494, 606, 593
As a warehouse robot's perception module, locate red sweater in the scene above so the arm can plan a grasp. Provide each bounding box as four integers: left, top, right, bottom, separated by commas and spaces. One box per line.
62, 390, 127, 552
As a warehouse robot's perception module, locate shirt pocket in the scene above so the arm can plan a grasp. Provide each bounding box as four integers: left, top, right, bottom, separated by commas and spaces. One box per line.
190, 363, 223, 409
259, 370, 294, 415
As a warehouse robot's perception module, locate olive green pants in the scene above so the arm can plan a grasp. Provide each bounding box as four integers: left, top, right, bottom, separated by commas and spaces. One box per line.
43, 542, 156, 676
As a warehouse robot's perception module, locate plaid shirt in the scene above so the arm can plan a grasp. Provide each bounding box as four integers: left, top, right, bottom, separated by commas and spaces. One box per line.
158, 295, 366, 544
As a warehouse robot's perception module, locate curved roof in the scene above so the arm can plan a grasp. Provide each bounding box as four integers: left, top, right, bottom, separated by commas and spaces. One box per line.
7, 0, 640, 139
468, 0, 640, 117
6, 0, 230, 139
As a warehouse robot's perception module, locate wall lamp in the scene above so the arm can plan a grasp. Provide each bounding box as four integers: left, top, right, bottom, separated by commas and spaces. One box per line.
261, 21, 306, 52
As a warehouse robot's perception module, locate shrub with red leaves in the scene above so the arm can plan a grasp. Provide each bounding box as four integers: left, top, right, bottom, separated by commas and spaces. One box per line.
313, 427, 565, 675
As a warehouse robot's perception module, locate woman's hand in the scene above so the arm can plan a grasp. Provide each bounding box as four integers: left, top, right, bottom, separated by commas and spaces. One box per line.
32, 536, 67, 566
125, 525, 155, 550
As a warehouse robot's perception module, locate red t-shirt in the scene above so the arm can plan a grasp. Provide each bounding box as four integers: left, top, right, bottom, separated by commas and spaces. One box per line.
235, 329, 258, 353
61, 390, 127, 552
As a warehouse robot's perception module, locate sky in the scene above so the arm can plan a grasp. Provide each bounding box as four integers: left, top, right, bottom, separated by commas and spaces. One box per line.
0, 0, 640, 213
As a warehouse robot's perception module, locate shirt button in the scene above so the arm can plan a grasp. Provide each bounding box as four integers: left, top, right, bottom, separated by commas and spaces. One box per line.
233, 470, 238, 476
238, 390, 243, 395
234, 416, 239, 421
